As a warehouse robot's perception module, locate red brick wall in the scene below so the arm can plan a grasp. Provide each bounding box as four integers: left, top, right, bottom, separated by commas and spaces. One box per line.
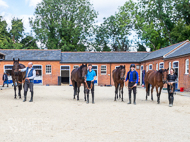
60, 63, 141, 86
0, 61, 60, 85
164, 55, 190, 91
141, 58, 164, 71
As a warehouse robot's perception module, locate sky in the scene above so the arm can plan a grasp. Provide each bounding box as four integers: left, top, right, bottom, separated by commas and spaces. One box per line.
0, 0, 143, 50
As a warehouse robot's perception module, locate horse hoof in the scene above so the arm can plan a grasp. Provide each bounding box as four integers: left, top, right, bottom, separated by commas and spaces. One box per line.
14, 97, 16, 99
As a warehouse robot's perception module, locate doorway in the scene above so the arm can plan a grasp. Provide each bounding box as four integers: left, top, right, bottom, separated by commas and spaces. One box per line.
60, 66, 70, 84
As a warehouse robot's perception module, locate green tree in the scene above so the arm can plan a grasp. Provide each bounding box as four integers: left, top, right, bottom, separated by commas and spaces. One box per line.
20, 35, 38, 49
29, 0, 98, 51
0, 16, 13, 49
10, 17, 24, 43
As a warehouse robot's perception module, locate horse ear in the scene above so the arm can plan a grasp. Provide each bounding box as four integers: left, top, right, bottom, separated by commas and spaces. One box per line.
18, 58, 20, 62
13, 58, 15, 61
124, 65, 125, 68
167, 68, 169, 71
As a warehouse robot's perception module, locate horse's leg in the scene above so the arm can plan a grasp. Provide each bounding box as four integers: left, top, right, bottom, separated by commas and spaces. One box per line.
119, 84, 121, 99
18, 85, 22, 99
158, 86, 163, 104
77, 83, 80, 101
116, 84, 119, 99
84, 83, 86, 101
114, 83, 118, 101
72, 81, 76, 99
156, 86, 159, 104
121, 83, 124, 102
14, 85, 17, 99
145, 82, 148, 100
151, 86, 154, 101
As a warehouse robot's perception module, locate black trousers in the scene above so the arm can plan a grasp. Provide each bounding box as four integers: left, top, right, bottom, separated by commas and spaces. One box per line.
128, 82, 136, 95
86, 81, 94, 92
167, 84, 175, 102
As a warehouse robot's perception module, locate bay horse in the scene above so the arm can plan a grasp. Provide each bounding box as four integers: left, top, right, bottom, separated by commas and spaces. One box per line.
145, 68, 169, 104
71, 64, 87, 101
12, 58, 26, 99
112, 65, 126, 101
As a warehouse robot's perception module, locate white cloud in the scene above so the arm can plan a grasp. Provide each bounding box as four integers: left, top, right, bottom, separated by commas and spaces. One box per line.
0, 0, 9, 8
25, 0, 42, 7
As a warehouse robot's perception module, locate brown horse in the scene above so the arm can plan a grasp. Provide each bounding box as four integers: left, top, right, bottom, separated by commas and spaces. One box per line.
12, 58, 26, 99
71, 63, 87, 101
112, 65, 126, 101
145, 69, 169, 104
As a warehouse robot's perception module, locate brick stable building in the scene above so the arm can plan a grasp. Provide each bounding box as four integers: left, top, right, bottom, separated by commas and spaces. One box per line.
0, 40, 190, 91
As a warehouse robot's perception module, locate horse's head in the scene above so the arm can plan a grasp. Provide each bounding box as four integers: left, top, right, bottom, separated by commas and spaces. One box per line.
81, 63, 87, 79
13, 58, 20, 76
119, 65, 126, 80
158, 68, 169, 84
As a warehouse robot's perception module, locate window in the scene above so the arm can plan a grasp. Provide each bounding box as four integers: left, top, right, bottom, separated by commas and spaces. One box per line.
159, 62, 164, 69
146, 65, 148, 72
4, 65, 13, 76
185, 59, 189, 74
46, 65, 51, 74
74, 65, 79, 69
156, 63, 158, 71
115, 66, 119, 69
149, 64, 153, 70
136, 65, 140, 70
101, 65, 107, 75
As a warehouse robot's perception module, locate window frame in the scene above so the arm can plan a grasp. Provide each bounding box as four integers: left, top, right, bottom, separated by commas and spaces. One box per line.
159, 62, 164, 69
149, 64, 153, 70
46, 65, 52, 74
185, 59, 189, 74
101, 65, 107, 75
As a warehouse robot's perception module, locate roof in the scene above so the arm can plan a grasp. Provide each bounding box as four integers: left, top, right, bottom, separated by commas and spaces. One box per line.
60, 52, 150, 63
0, 49, 61, 61
142, 41, 186, 61
165, 42, 190, 59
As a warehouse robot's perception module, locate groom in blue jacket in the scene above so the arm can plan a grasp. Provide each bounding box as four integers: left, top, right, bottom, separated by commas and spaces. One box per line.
19, 62, 36, 102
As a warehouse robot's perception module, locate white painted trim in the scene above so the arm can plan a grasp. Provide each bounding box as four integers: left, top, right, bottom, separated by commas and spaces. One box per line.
101, 65, 107, 75
92, 65, 98, 85
140, 65, 144, 85
185, 59, 189, 74
163, 41, 188, 58
45, 65, 52, 74
33, 64, 43, 85
60, 65, 70, 85
156, 63, 158, 71
172, 61, 179, 89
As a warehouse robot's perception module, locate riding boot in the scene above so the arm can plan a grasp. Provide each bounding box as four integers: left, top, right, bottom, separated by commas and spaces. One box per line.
127, 93, 131, 104
7, 84, 8, 87
133, 93, 136, 105
170, 96, 174, 107
29, 91, 33, 102
2, 84, 4, 87
92, 91, 95, 104
23, 91, 27, 102
86, 90, 89, 104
